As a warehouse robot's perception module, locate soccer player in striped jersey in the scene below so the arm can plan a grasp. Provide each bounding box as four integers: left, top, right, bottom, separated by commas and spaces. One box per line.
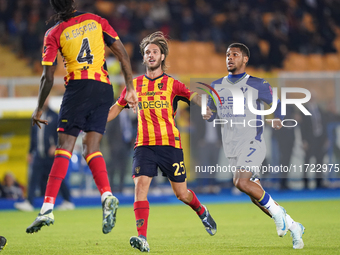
107, 31, 217, 252
204, 43, 304, 249
26, 0, 137, 234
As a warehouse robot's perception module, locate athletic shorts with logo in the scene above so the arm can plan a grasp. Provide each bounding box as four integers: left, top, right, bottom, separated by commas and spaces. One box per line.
132, 145, 187, 183
227, 139, 266, 180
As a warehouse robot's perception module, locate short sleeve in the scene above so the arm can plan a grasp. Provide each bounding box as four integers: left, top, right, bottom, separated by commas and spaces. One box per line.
258, 80, 283, 120
100, 17, 119, 46
258, 80, 274, 105
41, 28, 58, 66
116, 87, 128, 107
173, 80, 190, 99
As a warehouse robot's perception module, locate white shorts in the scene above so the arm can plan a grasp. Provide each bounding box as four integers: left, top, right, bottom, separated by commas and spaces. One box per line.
228, 140, 266, 179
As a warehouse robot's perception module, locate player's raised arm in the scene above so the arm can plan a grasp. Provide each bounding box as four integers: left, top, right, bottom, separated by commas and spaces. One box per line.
108, 40, 137, 110
32, 65, 57, 128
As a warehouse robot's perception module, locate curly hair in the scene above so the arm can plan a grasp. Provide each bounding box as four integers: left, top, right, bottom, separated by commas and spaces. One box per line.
140, 31, 169, 72
48, 0, 75, 23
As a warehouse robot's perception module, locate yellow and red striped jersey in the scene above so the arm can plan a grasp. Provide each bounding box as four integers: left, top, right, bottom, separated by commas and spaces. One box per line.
117, 73, 191, 149
42, 11, 119, 85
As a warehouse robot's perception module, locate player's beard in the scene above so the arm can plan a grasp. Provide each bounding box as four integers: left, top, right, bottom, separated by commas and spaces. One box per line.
227, 65, 237, 73
144, 57, 162, 71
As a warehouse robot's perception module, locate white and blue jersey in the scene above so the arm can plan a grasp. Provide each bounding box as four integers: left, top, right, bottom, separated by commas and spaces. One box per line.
208, 72, 282, 159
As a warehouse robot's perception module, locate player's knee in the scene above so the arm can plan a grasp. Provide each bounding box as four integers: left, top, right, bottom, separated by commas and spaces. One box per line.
81, 145, 88, 159
234, 178, 249, 193
175, 191, 189, 202
82, 148, 98, 159
134, 179, 149, 201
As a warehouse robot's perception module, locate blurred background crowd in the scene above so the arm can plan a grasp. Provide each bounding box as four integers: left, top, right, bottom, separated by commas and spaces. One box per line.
0, 0, 339, 71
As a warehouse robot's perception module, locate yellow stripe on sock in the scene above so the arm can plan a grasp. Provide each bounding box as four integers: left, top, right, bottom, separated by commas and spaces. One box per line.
55, 149, 71, 158
258, 191, 266, 202
86, 152, 102, 164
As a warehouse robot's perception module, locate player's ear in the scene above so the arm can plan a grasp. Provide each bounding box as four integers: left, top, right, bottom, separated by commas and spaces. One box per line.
161, 54, 165, 61
243, 56, 249, 65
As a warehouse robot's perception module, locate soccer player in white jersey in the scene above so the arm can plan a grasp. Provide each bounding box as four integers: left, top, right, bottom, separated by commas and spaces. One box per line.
204, 43, 305, 249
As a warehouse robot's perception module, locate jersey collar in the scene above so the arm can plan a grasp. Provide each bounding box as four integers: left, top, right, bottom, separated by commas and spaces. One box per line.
144, 73, 165, 81
226, 72, 247, 84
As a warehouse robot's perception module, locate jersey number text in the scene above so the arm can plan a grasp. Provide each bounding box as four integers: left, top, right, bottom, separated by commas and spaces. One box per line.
77, 38, 94, 64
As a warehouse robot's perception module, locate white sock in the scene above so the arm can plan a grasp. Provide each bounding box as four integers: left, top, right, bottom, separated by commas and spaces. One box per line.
286, 214, 296, 231
263, 196, 280, 216
40, 203, 54, 214
101, 191, 113, 203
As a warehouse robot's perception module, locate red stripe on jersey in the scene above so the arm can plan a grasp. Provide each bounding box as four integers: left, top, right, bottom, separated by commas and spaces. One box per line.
101, 66, 110, 84
144, 79, 155, 146
160, 96, 166, 100
140, 110, 149, 146
136, 76, 144, 93
81, 69, 88, 80
135, 125, 140, 147
170, 86, 176, 117
150, 109, 162, 145
135, 76, 144, 146
160, 75, 168, 91
94, 72, 101, 81
162, 108, 175, 147
147, 79, 155, 94
69, 72, 75, 80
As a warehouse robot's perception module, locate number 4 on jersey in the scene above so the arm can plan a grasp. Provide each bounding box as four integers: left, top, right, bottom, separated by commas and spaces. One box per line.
77, 38, 93, 64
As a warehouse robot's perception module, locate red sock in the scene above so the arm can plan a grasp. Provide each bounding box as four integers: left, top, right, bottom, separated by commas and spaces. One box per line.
186, 189, 205, 216
44, 149, 71, 204
134, 201, 149, 238
86, 152, 111, 195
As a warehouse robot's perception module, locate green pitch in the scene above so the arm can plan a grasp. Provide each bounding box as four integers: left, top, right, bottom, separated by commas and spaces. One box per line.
0, 200, 339, 254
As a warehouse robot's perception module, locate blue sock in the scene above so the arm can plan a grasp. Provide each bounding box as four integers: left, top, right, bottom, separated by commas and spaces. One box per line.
258, 192, 270, 206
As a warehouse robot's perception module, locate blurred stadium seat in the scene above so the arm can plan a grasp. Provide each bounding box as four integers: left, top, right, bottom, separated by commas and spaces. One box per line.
0, 45, 34, 77
283, 53, 308, 71
307, 54, 324, 71
325, 53, 340, 71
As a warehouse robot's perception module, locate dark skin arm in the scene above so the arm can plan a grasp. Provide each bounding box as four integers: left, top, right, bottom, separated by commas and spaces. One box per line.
108, 40, 137, 111
32, 65, 57, 128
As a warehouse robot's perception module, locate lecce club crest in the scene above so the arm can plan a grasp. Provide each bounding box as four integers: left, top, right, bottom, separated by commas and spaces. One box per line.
158, 83, 163, 90
136, 219, 144, 228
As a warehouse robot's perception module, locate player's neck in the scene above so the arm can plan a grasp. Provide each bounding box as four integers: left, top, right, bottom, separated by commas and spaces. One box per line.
228, 71, 246, 78
146, 68, 163, 79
